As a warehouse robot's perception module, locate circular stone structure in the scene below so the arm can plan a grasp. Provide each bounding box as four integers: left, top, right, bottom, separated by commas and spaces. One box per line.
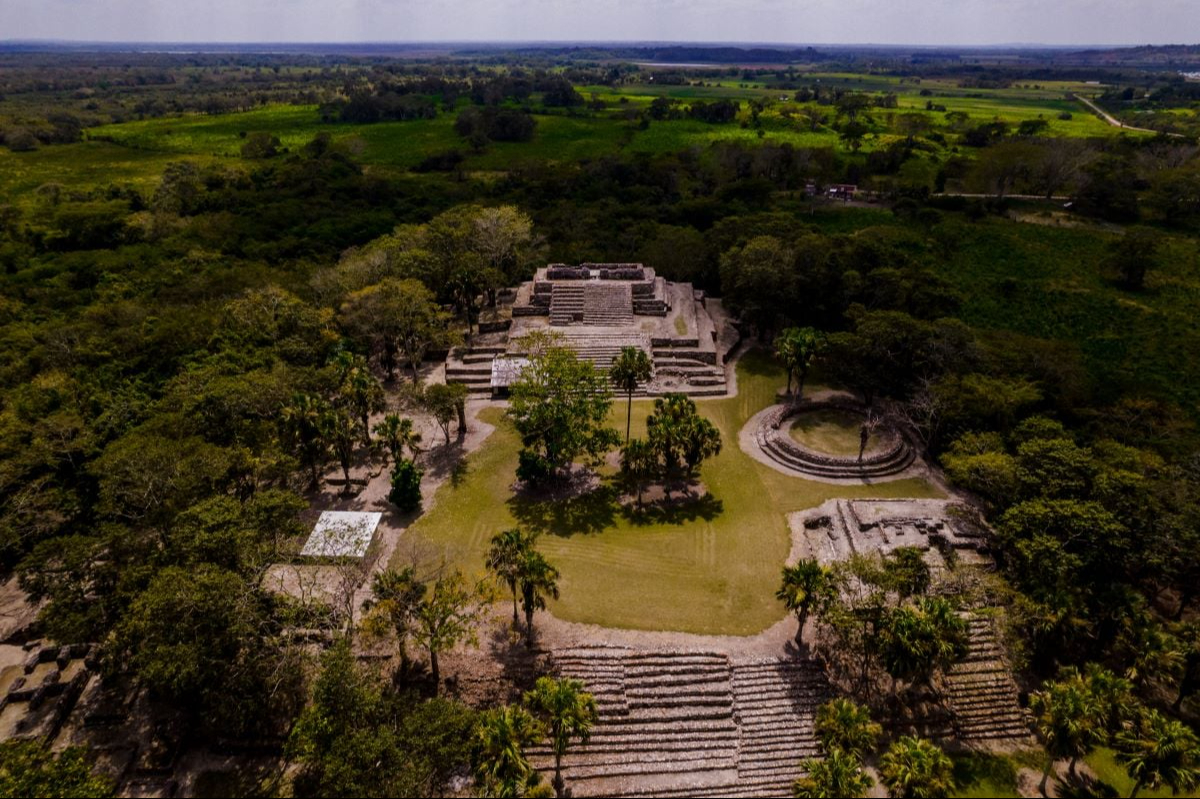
752, 400, 916, 480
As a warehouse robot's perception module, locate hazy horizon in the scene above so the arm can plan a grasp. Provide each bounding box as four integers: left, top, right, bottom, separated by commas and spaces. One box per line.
3, 0, 1198, 49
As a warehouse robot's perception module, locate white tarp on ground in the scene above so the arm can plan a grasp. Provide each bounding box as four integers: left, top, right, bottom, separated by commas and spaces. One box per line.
300, 511, 382, 558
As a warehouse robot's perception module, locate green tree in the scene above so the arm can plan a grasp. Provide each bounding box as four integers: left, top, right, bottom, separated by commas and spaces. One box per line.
878, 736, 955, 799
373, 414, 421, 466
646, 393, 721, 485
814, 698, 881, 759
0, 741, 114, 798
327, 405, 361, 493
793, 749, 873, 798
609, 346, 652, 443
524, 676, 597, 798
777, 559, 834, 646
519, 550, 560, 649
340, 278, 457, 382
878, 597, 968, 691
361, 566, 427, 675
1115, 709, 1200, 799
413, 569, 480, 691
486, 528, 538, 628
775, 327, 826, 398
473, 704, 544, 799
619, 438, 659, 509
281, 392, 333, 488
388, 459, 424, 513
507, 339, 619, 484
288, 641, 476, 797
420, 382, 468, 445
333, 350, 385, 446
1029, 671, 1106, 793
1104, 227, 1160, 291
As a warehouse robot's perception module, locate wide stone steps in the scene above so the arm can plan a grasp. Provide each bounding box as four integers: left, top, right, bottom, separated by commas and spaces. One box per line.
542, 649, 832, 797
759, 434, 915, 479
937, 614, 1033, 747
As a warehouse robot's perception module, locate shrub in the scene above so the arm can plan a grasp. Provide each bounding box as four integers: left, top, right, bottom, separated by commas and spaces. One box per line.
389, 459, 424, 512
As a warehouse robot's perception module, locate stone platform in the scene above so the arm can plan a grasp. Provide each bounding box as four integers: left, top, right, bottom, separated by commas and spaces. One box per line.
446, 263, 734, 398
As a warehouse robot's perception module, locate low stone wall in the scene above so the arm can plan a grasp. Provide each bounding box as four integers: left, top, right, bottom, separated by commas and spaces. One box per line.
756, 400, 915, 479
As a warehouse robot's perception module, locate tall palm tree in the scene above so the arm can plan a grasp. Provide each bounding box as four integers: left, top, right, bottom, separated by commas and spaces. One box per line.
777, 560, 834, 646
1115, 709, 1200, 799
280, 392, 332, 489
1029, 672, 1105, 795
775, 326, 826, 399
333, 350, 386, 446
610, 346, 652, 443
814, 698, 881, 760
486, 529, 536, 628
524, 676, 597, 798
473, 704, 544, 799
793, 749, 873, 799
878, 736, 955, 799
519, 550, 560, 649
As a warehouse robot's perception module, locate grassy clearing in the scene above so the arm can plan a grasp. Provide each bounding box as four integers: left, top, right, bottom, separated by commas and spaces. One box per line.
1083, 747, 1175, 798
787, 408, 874, 457
397, 351, 941, 635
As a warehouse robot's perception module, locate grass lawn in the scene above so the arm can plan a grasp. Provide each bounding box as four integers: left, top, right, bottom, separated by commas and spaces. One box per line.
787, 408, 877, 458
950, 751, 1022, 798
1084, 747, 1176, 798
396, 351, 941, 635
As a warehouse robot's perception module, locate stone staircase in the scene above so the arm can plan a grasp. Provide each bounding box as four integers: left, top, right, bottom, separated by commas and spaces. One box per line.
550, 283, 586, 326
583, 283, 635, 326
445, 344, 507, 394
535, 647, 829, 798
731, 659, 829, 796
940, 614, 1033, 746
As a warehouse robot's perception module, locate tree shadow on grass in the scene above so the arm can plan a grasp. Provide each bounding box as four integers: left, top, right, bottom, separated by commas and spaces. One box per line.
506, 484, 622, 537
621, 493, 724, 527
1057, 770, 1120, 799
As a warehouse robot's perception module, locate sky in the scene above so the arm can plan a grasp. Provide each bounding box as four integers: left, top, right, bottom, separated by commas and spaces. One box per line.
3, 0, 1199, 47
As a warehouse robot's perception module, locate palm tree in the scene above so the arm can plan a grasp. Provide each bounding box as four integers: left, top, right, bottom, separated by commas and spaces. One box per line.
1082, 662, 1136, 732
619, 438, 659, 509
793, 749, 873, 798
777, 560, 833, 646
361, 566, 427, 676
326, 405, 360, 493
372, 413, 421, 467
486, 529, 536, 628
473, 704, 544, 798
775, 326, 826, 399
519, 550, 560, 649
878, 736, 955, 799
333, 350, 386, 446
814, 698, 881, 760
878, 597, 968, 692
524, 676, 597, 798
1029, 672, 1105, 795
1115, 708, 1200, 799
610, 346, 652, 443
280, 392, 332, 489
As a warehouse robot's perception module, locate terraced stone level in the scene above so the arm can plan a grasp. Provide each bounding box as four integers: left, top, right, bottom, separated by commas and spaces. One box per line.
535, 647, 830, 798
940, 614, 1034, 746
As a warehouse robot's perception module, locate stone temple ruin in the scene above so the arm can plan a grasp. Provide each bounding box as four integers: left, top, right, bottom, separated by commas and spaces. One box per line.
791, 499, 1034, 749
445, 263, 735, 398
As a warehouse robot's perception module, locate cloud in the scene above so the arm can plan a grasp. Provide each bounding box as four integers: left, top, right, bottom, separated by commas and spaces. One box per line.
3, 0, 1197, 45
